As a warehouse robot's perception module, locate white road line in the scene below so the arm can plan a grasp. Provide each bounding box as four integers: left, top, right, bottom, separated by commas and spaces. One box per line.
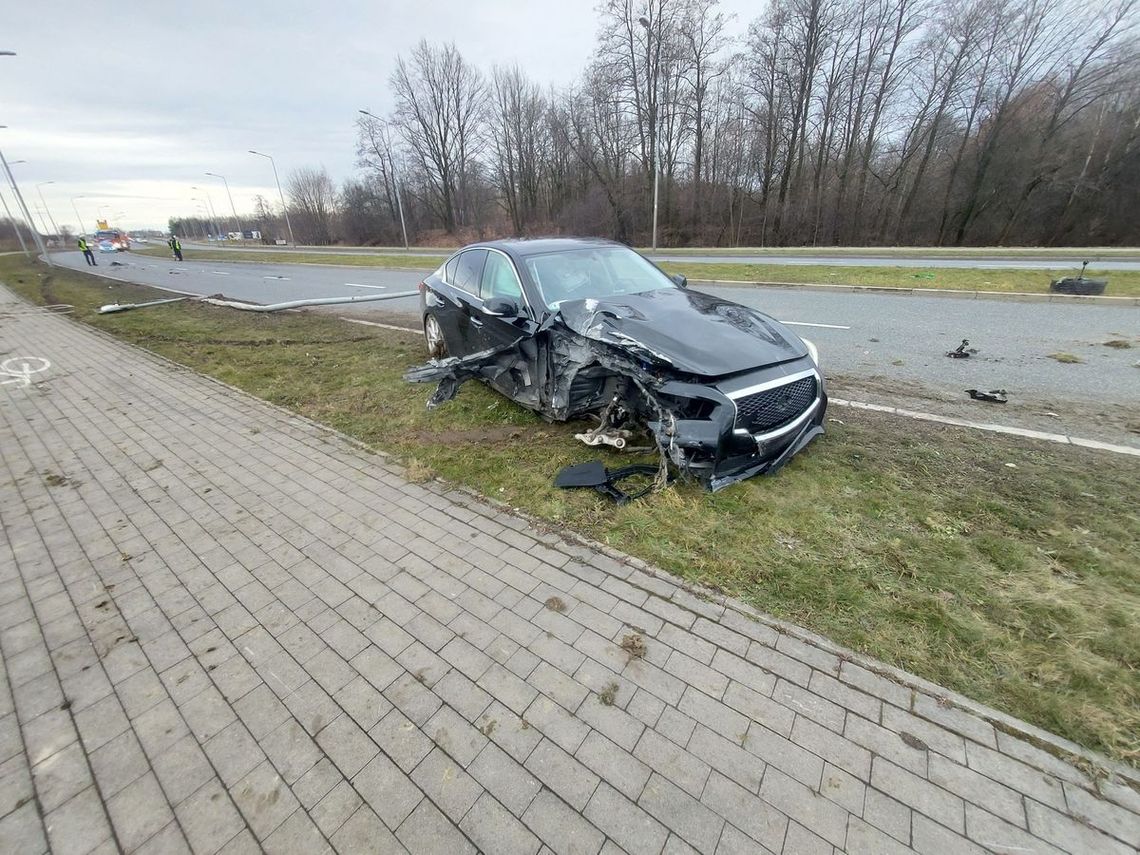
338, 317, 419, 334
830, 398, 1140, 457
262, 275, 290, 280
345, 283, 386, 289
779, 320, 851, 330
209, 271, 231, 276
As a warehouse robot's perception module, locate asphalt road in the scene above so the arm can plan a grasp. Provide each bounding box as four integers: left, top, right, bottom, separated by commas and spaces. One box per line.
58, 251, 1140, 443
173, 240, 1140, 270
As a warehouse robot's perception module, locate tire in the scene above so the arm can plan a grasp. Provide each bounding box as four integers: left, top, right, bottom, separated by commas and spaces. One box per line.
424, 313, 447, 358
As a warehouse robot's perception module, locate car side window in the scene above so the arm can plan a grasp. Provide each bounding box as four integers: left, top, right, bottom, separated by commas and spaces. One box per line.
452, 250, 487, 295
445, 256, 460, 284
480, 253, 524, 302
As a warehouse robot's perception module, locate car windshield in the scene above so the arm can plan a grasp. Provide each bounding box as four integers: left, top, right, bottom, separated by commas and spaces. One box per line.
523, 246, 676, 310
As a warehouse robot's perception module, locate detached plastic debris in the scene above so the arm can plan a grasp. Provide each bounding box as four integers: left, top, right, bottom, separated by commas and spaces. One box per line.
966, 388, 1008, 404
946, 339, 973, 359
554, 461, 669, 505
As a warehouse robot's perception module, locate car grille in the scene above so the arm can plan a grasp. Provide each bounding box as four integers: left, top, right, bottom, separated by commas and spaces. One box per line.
734, 376, 817, 434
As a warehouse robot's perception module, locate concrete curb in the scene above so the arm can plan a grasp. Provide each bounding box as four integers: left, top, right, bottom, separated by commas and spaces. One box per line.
689, 277, 1140, 305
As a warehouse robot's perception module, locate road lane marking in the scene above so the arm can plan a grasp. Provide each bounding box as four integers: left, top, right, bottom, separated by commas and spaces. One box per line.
263, 275, 290, 280
778, 321, 850, 330
209, 271, 231, 275
345, 283, 386, 289
338, 317, 419, 334
830, 398, 1140, 457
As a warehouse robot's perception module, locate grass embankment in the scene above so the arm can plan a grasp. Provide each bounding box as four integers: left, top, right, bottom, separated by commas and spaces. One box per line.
6, 256, 1139, 765
657, 261, 1140, 296
650, 245, 1140, 259
134, 245, 1137, 296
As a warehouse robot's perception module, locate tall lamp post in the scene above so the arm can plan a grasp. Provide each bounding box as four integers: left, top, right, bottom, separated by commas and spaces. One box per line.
359, 110, 409, 249
35, 181, 61, 242
0, 184, 29, 255
205, 172, 243, 237
191, 198, 215, 239
638, 14, 661, 251
0, 129, 51, 265
0, 157, 29, 255
191, 186, 221, 238
71, 196, 92, 238
248, 150, 295, 246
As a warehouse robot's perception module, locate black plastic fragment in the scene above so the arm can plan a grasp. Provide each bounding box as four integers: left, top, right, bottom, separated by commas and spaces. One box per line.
966, 388, 1008, 404
947, 339, 971, 358
554, 461, 665, 505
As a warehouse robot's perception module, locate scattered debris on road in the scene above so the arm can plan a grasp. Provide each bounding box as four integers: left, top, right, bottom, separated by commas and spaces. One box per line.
966, 389, 1009, 404
946, 339, 974, 358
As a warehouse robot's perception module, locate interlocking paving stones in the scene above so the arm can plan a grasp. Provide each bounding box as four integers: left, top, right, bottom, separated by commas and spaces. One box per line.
0, 283, 1136, 854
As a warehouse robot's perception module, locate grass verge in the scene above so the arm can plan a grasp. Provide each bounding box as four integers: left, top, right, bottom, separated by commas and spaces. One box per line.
134, 245, 1137, 296
659, 261, 1140, 296
5, 256, 1139, 765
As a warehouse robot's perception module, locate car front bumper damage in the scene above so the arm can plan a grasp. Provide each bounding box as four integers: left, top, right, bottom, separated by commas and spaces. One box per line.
404, 325, 826, 493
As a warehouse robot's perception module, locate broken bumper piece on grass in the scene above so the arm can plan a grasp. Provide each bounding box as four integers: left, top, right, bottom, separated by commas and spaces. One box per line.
404, 316, 827, 493
554, 461, 672, 505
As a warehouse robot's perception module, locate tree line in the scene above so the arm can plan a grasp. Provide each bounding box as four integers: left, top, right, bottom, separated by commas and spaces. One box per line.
175, 0, 1140, 247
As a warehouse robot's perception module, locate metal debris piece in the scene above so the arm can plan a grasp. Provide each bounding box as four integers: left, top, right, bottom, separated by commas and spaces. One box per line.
99, 290, 418, 315
966, 388, 1008, 404
947, 339, 971, 359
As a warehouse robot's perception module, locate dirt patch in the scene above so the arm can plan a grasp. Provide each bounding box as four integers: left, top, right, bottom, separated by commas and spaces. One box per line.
620, 633, 647, 659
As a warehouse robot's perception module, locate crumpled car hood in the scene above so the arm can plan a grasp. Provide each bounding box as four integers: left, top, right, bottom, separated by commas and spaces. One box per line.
557, 288, 807, 377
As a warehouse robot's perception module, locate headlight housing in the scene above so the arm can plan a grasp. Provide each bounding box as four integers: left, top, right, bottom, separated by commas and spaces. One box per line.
803, 337, 819, 366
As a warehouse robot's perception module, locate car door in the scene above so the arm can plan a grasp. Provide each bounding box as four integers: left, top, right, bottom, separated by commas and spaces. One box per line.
437, 249, 488, 357
476, 250, 542, 400
476, 251, 532, 349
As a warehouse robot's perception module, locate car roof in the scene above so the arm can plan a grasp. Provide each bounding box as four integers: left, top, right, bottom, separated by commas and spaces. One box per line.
462, 237, 625, 259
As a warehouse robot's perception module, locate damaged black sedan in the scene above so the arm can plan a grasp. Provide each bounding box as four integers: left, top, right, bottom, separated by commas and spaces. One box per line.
406, 238, 826, 491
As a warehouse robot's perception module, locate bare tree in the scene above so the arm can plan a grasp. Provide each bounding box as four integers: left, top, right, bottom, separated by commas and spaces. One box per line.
286, 167, 338, 245
391, 40, 487, 233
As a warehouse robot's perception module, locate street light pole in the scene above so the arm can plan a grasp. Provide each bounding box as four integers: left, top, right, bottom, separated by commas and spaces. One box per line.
248, 150, 295, 246
0, 143, 51, 266
359, 110, 409, 249
35, 181, 61, 243
191, 186, 221, 238
638, 15, 660, 251
71, 196, 92, 238
206, 172, 243, 237
0, 185, 30, 255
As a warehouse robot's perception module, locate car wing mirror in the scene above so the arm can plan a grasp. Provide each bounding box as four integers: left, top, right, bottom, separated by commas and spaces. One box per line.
484, 297, 521, 318
670, 273, 688, 289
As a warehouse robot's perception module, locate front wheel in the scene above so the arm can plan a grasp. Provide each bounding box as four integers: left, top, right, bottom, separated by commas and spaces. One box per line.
424, 314, 447, 358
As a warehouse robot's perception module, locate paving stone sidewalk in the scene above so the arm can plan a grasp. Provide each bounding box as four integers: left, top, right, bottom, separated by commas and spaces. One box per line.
0, 283, 1137, 855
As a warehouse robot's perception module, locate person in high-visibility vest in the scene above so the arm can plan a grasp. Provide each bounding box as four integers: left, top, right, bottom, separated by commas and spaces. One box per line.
77, 236, 97, 266
168, 234, 183, 262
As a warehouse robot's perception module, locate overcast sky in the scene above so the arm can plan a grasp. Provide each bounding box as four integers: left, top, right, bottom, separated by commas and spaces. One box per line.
3, 0, 755, 233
